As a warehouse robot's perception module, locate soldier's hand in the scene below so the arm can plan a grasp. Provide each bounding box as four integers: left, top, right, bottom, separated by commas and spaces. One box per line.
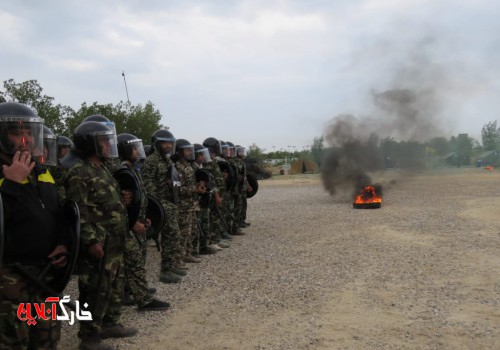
88, 242, 104, 259
48, 245, 68, 268
215, 195, 223, 207
121, 190, 133, 205
247, 186, 253, 192
195, 182, 206, 194
2, 151, 35, 183
132, 221, 146, 236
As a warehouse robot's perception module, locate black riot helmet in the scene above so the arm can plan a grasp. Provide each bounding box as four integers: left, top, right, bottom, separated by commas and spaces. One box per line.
117, 133, 146, 162
0, 102, 44, 157
175, 138, 194, 161
151, 129, 176, 156
203, 137, 222, 157
36, 125, 57, 166
225, 141, 235, 158
56, 135, 73, 159
73, 121, 118, 158
82, 114, 117, 136
194, 143, 211, 163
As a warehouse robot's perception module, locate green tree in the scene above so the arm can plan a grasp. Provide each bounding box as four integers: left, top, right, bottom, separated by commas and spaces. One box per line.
310, 136, 325, 166
427, 137, 449, 156
1, 79, 73, 134
247, 143, 265, 160
481, 121, 499, 151
125, 102, 163, 143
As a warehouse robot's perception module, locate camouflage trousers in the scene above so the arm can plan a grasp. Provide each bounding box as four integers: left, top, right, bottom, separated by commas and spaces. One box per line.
0, 265, 61, 350
223, 192, 234, 234
178, 209, 196, 257
241, 191, 248, 222
124, 232, 153, 308
198, 207, 211, 248
78, 252, 124, 338
232, 193, 243, 231
160, 204, 181, 272
209, 202, 224, 243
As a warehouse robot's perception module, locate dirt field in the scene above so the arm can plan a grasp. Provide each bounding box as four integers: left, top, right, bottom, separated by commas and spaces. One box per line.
60, 169, 500, 349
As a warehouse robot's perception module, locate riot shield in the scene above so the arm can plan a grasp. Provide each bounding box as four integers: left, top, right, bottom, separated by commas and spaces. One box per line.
146, 195, 165, 242
246, 173, 259, 198
114, 167, 142, 229
195, 168, 214, 207
218, 161, 237, 191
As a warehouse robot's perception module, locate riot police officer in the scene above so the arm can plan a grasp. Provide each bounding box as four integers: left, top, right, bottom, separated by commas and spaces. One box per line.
141, 130, 185, 283
64, 121, 137, 350
116, 133, 170, 311
0, 102, 69, 349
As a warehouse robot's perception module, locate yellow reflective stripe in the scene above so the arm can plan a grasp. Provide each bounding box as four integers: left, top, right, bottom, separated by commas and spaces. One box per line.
38, 170, 55, 184
0, 177, 30, 186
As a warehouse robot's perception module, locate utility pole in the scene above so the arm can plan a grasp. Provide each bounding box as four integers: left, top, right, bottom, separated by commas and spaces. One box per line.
122, 70, 130, 104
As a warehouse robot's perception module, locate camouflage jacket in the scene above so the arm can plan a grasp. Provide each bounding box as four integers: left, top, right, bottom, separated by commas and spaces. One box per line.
205, 158, 224, 197
234, 157, 247, 192
64, 158, 128, 253
52, 163, 68, 202
141, 149, 177, 208
175, 159, 198, 211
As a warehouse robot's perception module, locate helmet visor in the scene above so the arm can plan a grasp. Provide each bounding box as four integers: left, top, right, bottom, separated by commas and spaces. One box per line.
129, 139, 146, 160
221, 145, 230, 157
35, 134, 57, 166
0, 118, 43, 157
94, 132, 118, 158
196, 147, 211, 163
236, 146, 246, 157
179, 144, 195, 161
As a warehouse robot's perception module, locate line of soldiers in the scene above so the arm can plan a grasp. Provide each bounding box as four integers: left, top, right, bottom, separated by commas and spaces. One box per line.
0, 102, 253, 350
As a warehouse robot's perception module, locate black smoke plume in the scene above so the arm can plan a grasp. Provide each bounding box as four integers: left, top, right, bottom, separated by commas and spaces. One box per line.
321, 87, 443, 197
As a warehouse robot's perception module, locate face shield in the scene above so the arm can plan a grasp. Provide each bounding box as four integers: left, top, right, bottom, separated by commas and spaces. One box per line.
179, 144, 195, 161
128, 138, 146, 160
228, 146, 236, 158
94, 131, 119, 158
236, 146, 246, 158
0, 117, 44, 157
38, 132, 57, 166
221, 145, 230, 158
196, 147, 211, 163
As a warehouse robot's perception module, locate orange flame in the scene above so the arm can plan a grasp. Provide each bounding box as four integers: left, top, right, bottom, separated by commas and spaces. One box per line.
354, 186, 382, 204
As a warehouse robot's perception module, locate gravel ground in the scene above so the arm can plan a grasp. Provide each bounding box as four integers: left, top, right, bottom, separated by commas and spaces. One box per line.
60, 169, 500, 349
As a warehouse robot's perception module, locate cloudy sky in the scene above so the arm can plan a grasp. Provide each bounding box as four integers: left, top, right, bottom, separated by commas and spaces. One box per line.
1, 0, 499, 150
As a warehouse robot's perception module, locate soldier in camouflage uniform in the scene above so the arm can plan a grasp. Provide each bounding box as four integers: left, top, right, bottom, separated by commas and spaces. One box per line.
192, 144, 218, 255
174, 139, 205, 263
219, 141, 236, 239
117, 133, 170, 312
233, 145, 248, 229
202, 138, 230, 250
64, 121, 137, 350
141, 129, 185, 283
0, 102, 70, 350
52, 135, 73, 200
225, 142, 244, 236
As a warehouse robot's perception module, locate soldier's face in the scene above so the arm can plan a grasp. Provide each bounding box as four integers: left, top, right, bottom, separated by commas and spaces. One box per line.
98, 136, 111, 157
130, 145, 139, 162
7, 128, 34, 152
159, 141, 172, 154
59, 146, 70, 159
183, 148, 193, 160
